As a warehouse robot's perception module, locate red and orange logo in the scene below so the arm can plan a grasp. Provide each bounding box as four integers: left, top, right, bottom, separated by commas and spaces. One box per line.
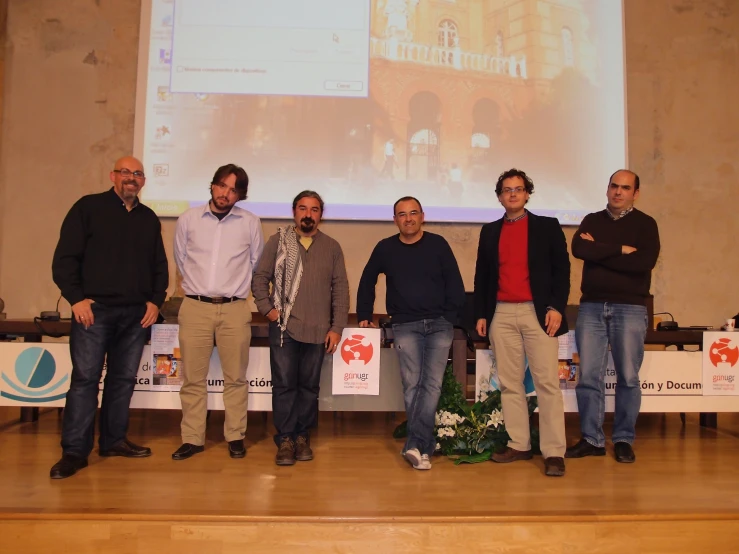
340, 334, 374, 365
709, 338, 739, 368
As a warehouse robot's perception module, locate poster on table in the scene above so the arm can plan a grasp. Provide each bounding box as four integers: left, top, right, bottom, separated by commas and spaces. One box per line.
331, 328, 381, 395
150, 324, 183, 391
474, 332, 575, 399
702, 331, 739, 396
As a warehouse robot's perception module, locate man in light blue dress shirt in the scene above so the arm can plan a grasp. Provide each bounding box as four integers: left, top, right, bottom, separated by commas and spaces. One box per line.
171, 164, 264, 460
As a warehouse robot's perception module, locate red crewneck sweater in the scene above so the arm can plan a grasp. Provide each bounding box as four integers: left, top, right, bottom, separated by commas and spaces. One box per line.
497, 216, 533, 302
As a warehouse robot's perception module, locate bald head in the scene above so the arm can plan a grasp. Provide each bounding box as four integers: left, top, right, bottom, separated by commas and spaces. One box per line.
609, 169, 639, 191
110, 156, 146, 207
114, 156, 144, 173
607, 169, 640, 214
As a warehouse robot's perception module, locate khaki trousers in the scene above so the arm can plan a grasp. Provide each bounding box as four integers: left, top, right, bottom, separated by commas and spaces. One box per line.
489, 302, 565, 458
178, 297, 251, 445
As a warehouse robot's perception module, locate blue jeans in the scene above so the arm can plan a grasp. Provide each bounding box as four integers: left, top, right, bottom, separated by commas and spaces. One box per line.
61, 303, 149, 458
575, 302, 648, 447
393, 317, 453, 457
269, 324, 325, 446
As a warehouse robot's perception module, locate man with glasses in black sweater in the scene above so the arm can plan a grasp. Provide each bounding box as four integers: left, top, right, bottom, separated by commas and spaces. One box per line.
357, 196, 465, 470
50, 156, 169, 479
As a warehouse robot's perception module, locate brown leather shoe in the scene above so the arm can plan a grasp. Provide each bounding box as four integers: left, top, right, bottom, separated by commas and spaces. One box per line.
295, 436, 313, 462
544, 456, 566, 477
491, 447, 534, 463
275, 437, 296, 466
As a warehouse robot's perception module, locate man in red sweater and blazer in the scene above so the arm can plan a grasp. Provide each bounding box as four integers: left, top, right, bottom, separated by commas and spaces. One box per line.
474, 168, 571, 477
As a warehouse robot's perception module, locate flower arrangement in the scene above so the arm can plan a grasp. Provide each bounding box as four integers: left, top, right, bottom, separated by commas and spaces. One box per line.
394, 364, 539, 464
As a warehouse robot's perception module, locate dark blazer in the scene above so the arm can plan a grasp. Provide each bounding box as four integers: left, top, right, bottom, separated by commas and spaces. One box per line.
473, 211, 571, 337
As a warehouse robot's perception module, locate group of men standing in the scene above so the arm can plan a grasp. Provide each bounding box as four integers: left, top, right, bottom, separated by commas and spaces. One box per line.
48, 156, 659, 480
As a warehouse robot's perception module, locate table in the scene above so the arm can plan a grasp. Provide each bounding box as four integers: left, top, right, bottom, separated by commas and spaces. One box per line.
0, 318, 714, 425
0, 316, 470, 421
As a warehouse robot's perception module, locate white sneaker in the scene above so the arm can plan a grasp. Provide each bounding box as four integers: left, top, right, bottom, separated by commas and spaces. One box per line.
404, 448, 432, 470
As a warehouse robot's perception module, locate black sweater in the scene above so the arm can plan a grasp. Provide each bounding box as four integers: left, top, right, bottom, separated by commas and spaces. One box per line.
571, 209, 660, 306
357, 232, 465, 325
52, 188, 169, 308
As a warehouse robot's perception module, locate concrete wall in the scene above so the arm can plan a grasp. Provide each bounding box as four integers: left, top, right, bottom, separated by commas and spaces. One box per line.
0, 0, 737, 327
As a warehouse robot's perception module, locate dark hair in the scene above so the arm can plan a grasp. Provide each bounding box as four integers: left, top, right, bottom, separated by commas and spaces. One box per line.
292, 190, 325, 215
393, 196, 423, 215
210, 163, 248, 200
495, 168, 535, 197
609, 169, 640, 191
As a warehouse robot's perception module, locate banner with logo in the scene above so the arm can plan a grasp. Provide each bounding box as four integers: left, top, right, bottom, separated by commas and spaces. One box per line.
0, 343, 73, 405
476, 350, 706, 411
0, 341, 272, 410
331, 328, 381, 395
702, 332, 739, 395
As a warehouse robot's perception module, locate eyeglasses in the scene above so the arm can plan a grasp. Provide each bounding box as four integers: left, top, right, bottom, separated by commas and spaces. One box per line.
395, 210, 422, 219
114, 168, 146, 180
501, 186, 526, 195
212, 181, 239, 196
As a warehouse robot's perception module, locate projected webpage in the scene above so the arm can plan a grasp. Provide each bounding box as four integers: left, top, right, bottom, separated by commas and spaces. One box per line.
170, 0, 370, 97
134, 0, 626, 223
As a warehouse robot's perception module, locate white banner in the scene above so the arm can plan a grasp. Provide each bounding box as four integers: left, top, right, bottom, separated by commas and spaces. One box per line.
331, 328, 381, 395
0, 339, 273, 410
702, 331, 739, 396
475, 349, 728, 412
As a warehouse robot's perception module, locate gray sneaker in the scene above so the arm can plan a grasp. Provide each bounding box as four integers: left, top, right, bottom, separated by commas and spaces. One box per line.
403, 448, 432, 470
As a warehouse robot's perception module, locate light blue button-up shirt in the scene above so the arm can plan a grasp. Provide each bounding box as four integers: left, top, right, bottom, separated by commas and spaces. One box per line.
174, 203, 264, 299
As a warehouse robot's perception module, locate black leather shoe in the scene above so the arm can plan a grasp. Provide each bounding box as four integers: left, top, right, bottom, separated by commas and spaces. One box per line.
172, 443, 205, 460
50, 454, 88, 479
614, 442, 636, 463
99, 439, 152, 458
565, 438, 606, 459
228, 440, 246, 459
544, 457, 566, 477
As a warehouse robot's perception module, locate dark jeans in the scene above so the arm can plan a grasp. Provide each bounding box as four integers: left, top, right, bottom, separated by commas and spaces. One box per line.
61, 303, 148, 458
269, 323, 325, 446
393, 317, 454, 456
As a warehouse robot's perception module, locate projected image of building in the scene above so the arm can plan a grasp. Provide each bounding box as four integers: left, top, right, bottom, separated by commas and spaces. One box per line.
365, 0, 597, 192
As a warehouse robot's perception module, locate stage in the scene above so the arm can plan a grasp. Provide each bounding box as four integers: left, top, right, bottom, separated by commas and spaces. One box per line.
1, 408, 738, 553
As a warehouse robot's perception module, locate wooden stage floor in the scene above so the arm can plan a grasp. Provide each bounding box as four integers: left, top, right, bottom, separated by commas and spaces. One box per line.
1, 407, 739, 553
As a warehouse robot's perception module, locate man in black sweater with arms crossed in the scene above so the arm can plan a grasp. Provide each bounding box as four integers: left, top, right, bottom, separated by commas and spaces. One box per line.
566, 169, 660, 464
357, 196, 465, 470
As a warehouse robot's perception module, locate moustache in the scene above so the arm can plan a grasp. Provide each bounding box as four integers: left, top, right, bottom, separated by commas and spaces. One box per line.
123, 180, 137, 186
301, 217, 315, 224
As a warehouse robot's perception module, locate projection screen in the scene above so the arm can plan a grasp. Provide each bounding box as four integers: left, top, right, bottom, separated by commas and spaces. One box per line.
133, 0, 627, 224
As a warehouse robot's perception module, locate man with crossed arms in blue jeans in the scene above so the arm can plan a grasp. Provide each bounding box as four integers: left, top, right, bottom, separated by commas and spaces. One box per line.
566, 169, 660, 464
357, 196, 465, 470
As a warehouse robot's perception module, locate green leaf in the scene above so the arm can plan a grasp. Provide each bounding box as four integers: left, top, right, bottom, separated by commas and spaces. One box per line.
454, 450, 492, 465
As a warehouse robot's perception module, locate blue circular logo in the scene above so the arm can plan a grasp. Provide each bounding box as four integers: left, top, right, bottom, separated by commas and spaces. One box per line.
15, 347, 56, 389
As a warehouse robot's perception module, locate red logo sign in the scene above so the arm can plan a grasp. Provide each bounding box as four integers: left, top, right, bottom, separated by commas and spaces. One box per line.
709, 338, 739, 368
340, 334, 374, 365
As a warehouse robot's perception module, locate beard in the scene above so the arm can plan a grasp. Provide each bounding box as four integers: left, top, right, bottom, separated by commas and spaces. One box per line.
299, 217, 316, 233
120, 180, 139, 200
211, 194, 234, 212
